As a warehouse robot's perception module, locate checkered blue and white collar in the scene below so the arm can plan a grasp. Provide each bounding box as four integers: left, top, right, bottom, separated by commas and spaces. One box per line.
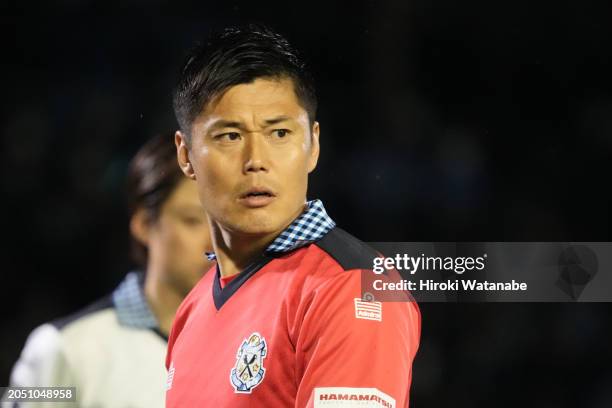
206, 199, 335, 261
112, 271, 158, 329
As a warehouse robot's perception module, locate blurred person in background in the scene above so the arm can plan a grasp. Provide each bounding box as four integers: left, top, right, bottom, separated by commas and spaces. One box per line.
4, 133, 213, 407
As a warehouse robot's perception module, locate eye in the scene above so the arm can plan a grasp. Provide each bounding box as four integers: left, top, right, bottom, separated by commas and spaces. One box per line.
214, 132, 241, 141
272, 129, 291, 138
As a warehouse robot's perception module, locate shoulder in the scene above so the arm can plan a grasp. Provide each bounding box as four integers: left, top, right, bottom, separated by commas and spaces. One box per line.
14, 323, 64, 367
51, 295, 114, 331
9, 295, 115, 387
313, 227, 379, 271
292, 227, 420, 333
32, 296, 119, 355
54, 294, 167, 351
289, 227, 378, 286
9, 323, 63, 386
49, 295, 122, 346
282, 227, 379, 313
18, 295, 116, 349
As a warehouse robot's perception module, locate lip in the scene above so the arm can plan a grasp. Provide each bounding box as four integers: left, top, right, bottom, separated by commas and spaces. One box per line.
238, 187, 277, 208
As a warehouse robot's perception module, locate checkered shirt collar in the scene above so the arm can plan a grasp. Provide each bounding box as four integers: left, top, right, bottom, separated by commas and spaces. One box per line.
112, 271, 158, 329
206, 199, 335, 261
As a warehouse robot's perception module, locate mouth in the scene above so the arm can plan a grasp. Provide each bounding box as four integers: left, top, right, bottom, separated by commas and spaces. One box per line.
238, 188, 277, 208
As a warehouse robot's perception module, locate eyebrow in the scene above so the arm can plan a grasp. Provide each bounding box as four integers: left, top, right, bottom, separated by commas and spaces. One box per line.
208, 116, 293, 131
208, 119, 243, 130
263, 115, 292, 126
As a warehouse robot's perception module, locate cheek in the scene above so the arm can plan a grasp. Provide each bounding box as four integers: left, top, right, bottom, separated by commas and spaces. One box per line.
148, 226, 176, 259
272, 139, 310, 167
193, 151, 235, 196
275, 146, 310, 185
150, 222, 186, 257
163, 228, 207, 271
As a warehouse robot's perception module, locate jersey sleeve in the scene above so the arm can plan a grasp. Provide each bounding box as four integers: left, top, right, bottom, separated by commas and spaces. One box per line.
3, 324, 78, 408
294, 270, 421, 408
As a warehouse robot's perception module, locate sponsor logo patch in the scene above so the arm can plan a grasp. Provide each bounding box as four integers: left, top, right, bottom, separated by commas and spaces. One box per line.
354, 298, 382, 322
230, 332, 267, 393
314, 387, 396, 407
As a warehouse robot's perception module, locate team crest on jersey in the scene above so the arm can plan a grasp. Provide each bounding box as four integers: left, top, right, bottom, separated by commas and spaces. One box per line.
230, 332, 267, 393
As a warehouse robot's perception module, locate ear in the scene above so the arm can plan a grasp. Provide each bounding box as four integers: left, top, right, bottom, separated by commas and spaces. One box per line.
307, 121, 320, 173
176, 130, 196, 179
130, 208, 150, 247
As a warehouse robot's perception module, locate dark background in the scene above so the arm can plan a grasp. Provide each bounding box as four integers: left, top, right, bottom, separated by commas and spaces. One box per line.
2, 1, 611, 406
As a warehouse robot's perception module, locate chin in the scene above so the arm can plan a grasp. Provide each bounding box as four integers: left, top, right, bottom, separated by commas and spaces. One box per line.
231, 214, 283, 235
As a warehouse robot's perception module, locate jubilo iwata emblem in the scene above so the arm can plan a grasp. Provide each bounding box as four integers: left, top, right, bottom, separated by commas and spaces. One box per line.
230, 332, 267, 393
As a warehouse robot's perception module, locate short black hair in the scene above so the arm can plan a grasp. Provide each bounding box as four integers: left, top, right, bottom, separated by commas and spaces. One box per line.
173, 24, 317, 138
126, 133, 186, 266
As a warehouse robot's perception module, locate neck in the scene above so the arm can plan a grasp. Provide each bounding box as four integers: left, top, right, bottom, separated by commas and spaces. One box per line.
211, 228, 276, 278
211, 204, 307, 278
143, 264, 184, 336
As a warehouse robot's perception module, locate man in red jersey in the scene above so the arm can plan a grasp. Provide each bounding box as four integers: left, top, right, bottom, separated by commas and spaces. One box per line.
166, 24, 421, 407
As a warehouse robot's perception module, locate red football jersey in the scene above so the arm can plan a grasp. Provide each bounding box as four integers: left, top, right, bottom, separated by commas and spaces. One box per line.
165, 227, 421, 407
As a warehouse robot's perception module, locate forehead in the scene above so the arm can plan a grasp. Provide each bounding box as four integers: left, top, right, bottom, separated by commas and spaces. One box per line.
200, 77, 306, 123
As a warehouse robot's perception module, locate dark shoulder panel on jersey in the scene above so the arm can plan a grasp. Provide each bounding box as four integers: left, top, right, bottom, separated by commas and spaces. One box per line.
51, 295, 114, 330
314, 227, 378, 270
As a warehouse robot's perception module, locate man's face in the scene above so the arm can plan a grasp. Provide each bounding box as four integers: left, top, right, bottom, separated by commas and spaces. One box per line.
177, 77, 320, 237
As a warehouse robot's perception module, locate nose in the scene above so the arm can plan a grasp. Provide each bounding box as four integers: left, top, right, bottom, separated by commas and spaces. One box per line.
242, 135, 268, 174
